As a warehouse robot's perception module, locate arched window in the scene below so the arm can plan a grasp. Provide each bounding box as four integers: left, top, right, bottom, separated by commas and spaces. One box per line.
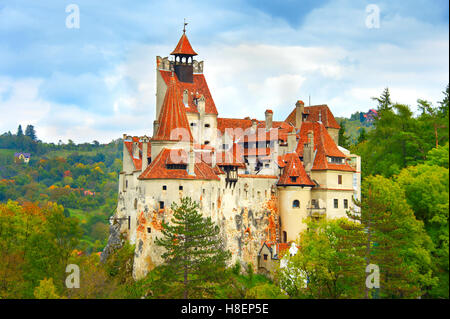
292, 200, 300, 208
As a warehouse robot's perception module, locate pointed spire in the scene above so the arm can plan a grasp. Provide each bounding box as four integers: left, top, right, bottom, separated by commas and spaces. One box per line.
171, 32, 198, 56
153, 74, 193, 142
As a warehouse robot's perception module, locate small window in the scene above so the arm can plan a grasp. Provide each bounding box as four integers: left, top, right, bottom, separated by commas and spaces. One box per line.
265, 164, 269, 168
147, 227, 151, 233
344, 199, 348, 209
311, 199, 317, 208
293, 200, 300, 208
222, 144, 229, 149
334, 199, 338, 209
290, 176, 297, 183
190, 122, 197, 127
159, 201, 164, 209
179, 185, 183, 191
125, 180, 128, 188
205, 123, 210, 128
263, 254, 268, 261
338, 175, 342, 185
204, 141, 210, 145
134, 198, 137, 209
162, 185, 167, 190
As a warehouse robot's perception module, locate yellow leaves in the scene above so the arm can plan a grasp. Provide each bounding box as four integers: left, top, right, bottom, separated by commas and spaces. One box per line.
33, 278, 61, 299
93, 166, 104, 174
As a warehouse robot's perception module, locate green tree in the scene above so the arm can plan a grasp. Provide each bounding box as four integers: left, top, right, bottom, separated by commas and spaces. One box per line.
338, 120, 351, 149
25, 125, 37, 141
17, 125, 24, 137
357, 127, 367, 144
154, 197, 231, 298
396, 162, 449, 298
276, 218, 366, 298
34, 278, 61, 299
371, 87, 392, 111
350, 176, 436, 298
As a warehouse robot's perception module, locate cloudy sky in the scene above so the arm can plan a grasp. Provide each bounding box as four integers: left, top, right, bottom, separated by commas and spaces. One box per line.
0, 0, 448, 143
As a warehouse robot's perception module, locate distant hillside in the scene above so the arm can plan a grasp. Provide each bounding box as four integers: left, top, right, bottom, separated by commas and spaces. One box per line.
0, 129, 123, 254
336, 110, 375, 145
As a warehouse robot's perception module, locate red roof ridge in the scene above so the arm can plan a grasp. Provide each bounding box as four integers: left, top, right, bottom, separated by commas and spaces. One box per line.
153, 74, 193, 142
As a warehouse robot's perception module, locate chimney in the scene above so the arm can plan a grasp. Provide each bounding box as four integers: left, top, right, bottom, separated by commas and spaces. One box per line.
265, 109, 273, 131
303, 130, 314, 173
141, 136, 149, 172
251, 118, 258, 132
287, 130, 297, 153
183, 90, 189, 106
153, 120, 160, 138
295, 100, 304, 129
211, 150, 216, 168
197, 95, 205, 115
188, 148, 195, 176
132, 138, 139, 158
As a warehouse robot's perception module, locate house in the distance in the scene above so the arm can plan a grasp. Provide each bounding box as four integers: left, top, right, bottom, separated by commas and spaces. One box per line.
360, 109, 378, 123
14, 152, 31, 164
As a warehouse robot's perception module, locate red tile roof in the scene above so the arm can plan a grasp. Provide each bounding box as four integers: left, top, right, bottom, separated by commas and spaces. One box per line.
170, 33, 198, 56
138, 148, 219, 181
285, 104, 340, 129
124, 137, 151, 171
153, 74, 193, 142
295, 122, 355, 172
277, 152, 315, 186
159, 70, 218, 115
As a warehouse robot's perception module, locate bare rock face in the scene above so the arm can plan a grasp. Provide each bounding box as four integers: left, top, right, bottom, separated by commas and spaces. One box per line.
121, 193, 280, 280
100, 221, 124, 263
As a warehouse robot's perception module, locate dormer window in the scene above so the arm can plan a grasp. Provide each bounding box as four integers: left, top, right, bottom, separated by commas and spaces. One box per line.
167, 164, 187, 170
290, 176, 297, 183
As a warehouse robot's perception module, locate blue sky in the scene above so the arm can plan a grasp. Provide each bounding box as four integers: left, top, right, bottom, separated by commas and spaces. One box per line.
0, 0, 448, 143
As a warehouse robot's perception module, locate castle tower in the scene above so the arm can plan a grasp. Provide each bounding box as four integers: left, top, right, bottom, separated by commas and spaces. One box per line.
277, 153, 315, 243
170, 28, 197, 83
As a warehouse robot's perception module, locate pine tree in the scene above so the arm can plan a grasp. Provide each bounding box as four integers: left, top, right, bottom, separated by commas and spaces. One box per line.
338, 120, 351, 149
348, 176, 435, 298
154, 197, 231, 298
25, 125, 37, 141
358, 127, 367, 144
17, 125, 23, 137
372, 87, 392, 112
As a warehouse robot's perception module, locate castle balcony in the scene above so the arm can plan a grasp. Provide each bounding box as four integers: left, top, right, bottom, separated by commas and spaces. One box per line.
307, 207, 326, 218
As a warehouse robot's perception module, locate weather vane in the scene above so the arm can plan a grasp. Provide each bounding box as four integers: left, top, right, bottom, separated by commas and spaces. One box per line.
183, 18, 188, 33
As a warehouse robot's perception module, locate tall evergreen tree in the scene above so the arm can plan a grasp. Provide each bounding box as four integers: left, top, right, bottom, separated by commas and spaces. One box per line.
17, 125, 23, 137
349, 176, 435, 298
154, 197, 231, 298
371, 87, 392, 111
25, 125, 37, 141
338, 120, 351, 149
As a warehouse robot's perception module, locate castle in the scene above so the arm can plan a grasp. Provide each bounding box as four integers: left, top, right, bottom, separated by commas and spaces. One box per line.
103, 29, 361, 279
